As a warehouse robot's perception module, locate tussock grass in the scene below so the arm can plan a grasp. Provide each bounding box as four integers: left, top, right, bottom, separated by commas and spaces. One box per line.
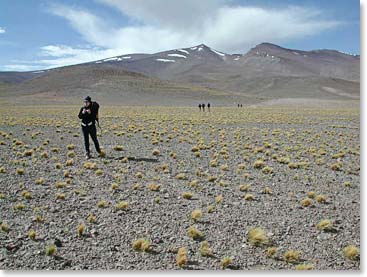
266, 247, 277, 257
176, 247, 188, 267
28, 230, 37, 241
45, 245, 57, 256
343, 245, 359, 261
248, 228, 268, 246
115, 201, 128, 210
300, 198, 312, 207
77, 223, 85, 236
200, 241, 213, 257
97, 200, 108, 208
182, 192, 193, 199
191, 209, 202, 222
187, 226, 204, 240
132, 238, 151, 252
244, 193, 255, 201
317, 219, 333, 232
221, 256, 233, 269
316, 195, 326, 203
284, 250, 301, 263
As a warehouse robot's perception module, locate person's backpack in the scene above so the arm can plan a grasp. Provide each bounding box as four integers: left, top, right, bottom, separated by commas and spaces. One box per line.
91, 101, 99, 112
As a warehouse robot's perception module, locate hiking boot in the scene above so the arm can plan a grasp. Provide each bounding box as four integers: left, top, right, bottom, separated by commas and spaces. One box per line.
85, 153, 91, 159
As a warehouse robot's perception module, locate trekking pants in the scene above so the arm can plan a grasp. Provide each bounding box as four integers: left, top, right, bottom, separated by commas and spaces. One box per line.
82, 124, 100, 154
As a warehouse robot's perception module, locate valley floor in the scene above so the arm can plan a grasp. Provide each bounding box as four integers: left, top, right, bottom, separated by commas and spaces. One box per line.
0, 105, 360, 270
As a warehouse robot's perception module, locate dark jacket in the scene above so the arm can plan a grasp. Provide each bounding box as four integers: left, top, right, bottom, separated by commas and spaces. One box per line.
78, 102, 99, 126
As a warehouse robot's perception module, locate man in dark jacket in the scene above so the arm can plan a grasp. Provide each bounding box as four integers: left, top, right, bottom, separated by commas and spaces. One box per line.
78, 96, 101, 159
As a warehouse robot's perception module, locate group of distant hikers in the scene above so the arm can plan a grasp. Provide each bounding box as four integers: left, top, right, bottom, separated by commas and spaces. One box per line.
78, 96, 244, 159
198, 103, 211, 112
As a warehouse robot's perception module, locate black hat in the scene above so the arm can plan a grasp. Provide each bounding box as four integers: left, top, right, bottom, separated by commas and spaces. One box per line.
84, 96, 92, 102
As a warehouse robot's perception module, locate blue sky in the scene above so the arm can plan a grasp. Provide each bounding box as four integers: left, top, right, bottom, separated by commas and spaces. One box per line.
0, 0, 360, 71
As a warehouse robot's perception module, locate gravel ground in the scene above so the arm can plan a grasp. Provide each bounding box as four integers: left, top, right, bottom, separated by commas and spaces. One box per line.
0, 105, 360, 270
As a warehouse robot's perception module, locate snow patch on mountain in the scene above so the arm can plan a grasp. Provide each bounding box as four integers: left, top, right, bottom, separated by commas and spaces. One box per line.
103, 57, 119, 62
168, 54, 187, 59
156, 59, 176, 63
210, 48, 225, 57
177, 49, 189, 54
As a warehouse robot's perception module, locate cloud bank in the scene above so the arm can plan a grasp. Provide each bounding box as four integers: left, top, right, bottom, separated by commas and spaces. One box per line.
5, 0, 341, 71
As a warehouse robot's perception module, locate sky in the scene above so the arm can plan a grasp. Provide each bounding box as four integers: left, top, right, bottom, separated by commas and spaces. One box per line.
0, 0, 360, 71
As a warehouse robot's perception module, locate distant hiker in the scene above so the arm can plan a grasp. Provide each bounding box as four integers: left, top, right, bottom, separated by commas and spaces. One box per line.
202, 103, 205, 112
241, 104, 243, 107
78, 96, 101, 159
238, 104, 240, 108
207, 103, 211, 112
198, 104, 202, 111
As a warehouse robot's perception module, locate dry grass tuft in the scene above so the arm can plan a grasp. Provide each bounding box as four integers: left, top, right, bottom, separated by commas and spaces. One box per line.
77, 223, 85, 236
244, 193, 255, 201
132, 238, 151, 252
182, 192, 193, 200
343, 245, 359, 261
221, 256, 233, 269
300, 198, 312, 207
316, 195, 326, 203
284, 250, 301, 263
191, 209, 202, 222
176, 247, 188, 267
45, 245, 57, 256
187, 226, 204, 240
200, 241, 213, 257
266, 247, 277, 257
248, 228, 268, 246
115, 201, 128, 210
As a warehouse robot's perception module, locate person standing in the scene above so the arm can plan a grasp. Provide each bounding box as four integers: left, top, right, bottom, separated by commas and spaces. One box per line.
198, 104, 202, 111
78, 96, 101, 159
207, 103, 211, 112
202, 103, 205, 112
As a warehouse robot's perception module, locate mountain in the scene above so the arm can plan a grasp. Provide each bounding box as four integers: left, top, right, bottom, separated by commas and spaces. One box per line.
0, 43, 360, 105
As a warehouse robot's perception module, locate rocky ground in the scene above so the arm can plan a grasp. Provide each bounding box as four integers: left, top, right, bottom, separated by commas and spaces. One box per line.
0, 105, 360, 270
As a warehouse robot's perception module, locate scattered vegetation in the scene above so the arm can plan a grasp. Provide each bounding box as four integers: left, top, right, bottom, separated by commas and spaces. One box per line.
132, 238, 151, 252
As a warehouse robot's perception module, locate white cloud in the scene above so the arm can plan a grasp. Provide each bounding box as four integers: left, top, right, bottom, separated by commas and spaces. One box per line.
3, 64, 41, 71
7, 0, 341, 71
0, 27, 6, 34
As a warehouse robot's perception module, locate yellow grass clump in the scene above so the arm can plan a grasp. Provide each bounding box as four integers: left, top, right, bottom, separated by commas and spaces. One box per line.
45, 245, 57, 256
253, 159, 265, 169
284, 250, 301, 263
221, 256, 233, 269
248, 228, 268, 246
343, 245, 359, 261
97, 200, 108, 208
316, 195, 326, 203
200, 241, 213, 257
115, 201, 129, 210
300, 198, 312, 207
28, 230, 37, 241
191, 209, 202, 222
317, 219, 333, 232
132, 238, 151, 252
182, 192, 193, 200
187, 226, 204, 240
266, 247, 277, 257
176, 247, 188, 267
244, 193, 255, 201
77, 223, 85, 236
